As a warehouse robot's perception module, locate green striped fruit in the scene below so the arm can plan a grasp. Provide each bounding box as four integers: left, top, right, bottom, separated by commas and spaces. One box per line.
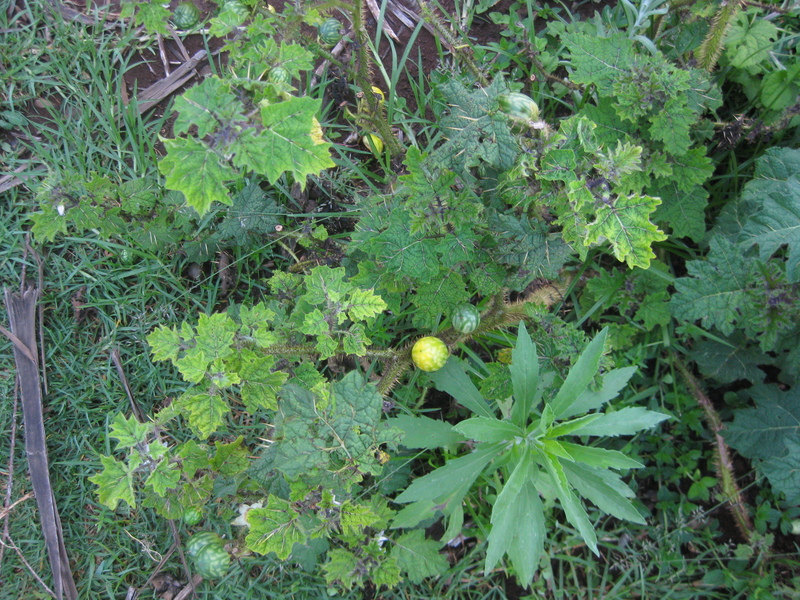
318, 18, 343, 46
171, 3, 200, 28
193, 542, 230, 579
451, 304, 480, 334
182, 507, 203, 527
268, 66, 289, 84
186, 531, 222, 558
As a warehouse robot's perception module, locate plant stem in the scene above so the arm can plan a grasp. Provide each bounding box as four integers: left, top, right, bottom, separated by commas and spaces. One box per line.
673, 356, 756, 543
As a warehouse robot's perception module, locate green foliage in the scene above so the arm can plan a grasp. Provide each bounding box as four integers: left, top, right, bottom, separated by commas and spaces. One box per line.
39, 0, 800, 595
671, 148, 800, 359
554, 22, 721, 242
392, 324, 667, 587
724, 385, 800, 505
159, 75, 334, 215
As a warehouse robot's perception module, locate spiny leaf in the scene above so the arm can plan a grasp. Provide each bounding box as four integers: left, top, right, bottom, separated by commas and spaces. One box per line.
159, 137, 236, 215
90, 454, 140, 510
669, 236, 753, 336
246, 496, 306, 559
585, 193, 666, 269
245, 97, 335, 187
392, 530, 448, 584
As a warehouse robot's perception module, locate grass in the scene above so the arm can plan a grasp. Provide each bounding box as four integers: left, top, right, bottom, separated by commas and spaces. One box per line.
2, 0, 799, 598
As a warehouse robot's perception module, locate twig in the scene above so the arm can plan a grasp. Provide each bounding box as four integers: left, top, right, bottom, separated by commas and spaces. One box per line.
674, 356, 755, 542
0, 535, 58, 598
110, 348, 147, 423
0, 492, 34, 521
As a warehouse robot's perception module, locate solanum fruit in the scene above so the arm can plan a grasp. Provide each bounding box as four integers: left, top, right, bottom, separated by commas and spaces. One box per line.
451, 303, 480, 334
412, 337, 449, 372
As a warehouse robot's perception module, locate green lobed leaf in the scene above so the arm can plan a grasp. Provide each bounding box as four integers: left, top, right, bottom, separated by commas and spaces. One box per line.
584, 193, 666, 270
740, 175, 800, 283
246, 496, 306, 559
724, 13, 777, 71
434, 77, 517, 177
346, 288, 387, 321
175, 350, 209, 384
724, 384, 800, 461
159, 137, 237, 215
760, 438, 800, 505
173, 76, 243, 137
145, 460, 181, 496
669, 236, 753, 336
195, 312, 238, 361
339, 501, 382, 538
210, 436, 250, 476
90, 454, 139, 510
561, 30, 636, 95
648, 98, 694, 156
239, 354, 287, 412
109, 413, 152, 450
175, 391, 230, 439
689, 334, 770, 384
392, 530, 448, 584
243, 97, 334, 187
147, 325, 182, 363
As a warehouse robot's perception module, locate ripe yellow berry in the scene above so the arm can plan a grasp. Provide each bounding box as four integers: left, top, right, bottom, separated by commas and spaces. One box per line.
412, 337, 449, 372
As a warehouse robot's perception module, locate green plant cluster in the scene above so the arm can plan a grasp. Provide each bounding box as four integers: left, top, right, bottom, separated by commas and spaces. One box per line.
7, 0, 800, 596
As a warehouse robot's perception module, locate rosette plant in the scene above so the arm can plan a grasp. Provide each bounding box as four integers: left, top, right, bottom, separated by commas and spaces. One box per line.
391, 323, 669, 586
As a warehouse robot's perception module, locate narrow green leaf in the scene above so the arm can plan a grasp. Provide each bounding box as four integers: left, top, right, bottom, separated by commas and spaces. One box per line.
429, 358, 494, 418
391, 500, 439, 529
485, 453, 545, 588
560, 366, 637, 419
395, 443, 504, 504
454, 417, 523, 443
546, 413, 604, 438
550, 328, 608, 419
542, 452, 598, 554
390, 414, 466, 449
510, 322, 540, 427
566, 407, 670, 437
562, 461, 645, 524
555, 441, 644, 470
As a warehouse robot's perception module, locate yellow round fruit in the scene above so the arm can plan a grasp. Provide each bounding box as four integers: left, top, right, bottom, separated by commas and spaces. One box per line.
411, 336, 449, 372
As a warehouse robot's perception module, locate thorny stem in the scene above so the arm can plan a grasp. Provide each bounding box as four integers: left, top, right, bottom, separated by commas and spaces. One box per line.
673, 356, 757, 544
416, 0, 488, 86
350, 0, 403, 156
